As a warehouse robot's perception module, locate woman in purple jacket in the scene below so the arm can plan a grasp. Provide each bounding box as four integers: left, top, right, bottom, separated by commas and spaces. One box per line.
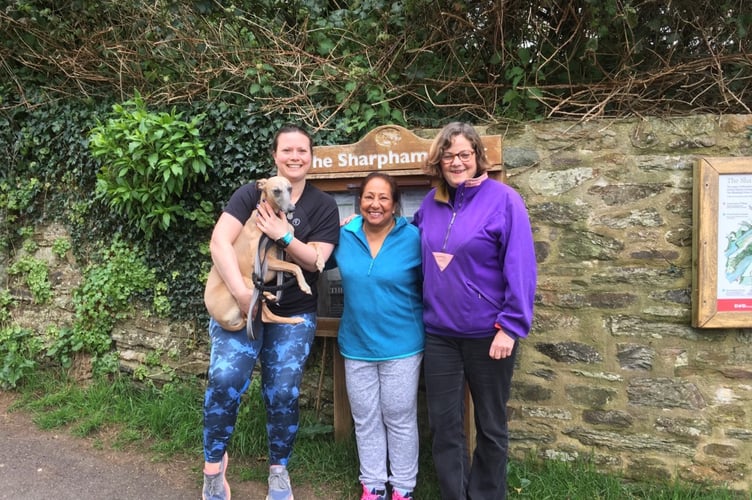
413, 122, 537, 500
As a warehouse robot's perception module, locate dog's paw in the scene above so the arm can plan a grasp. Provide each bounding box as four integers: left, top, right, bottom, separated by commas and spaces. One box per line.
310, 243, 325, 272
222, 316, 246, 332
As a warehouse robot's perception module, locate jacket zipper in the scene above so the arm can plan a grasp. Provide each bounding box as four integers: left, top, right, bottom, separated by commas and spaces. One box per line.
358, 232, 377, 276
441, 187, 464, 251
355, 224, 393, 276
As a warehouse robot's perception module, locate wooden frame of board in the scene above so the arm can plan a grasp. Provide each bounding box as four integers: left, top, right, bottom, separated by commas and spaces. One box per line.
692, 156, 752, 328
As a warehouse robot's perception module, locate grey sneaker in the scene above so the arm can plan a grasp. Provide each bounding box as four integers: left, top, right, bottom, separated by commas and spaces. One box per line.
266, 465, 294, 500
202, 452, 230, 500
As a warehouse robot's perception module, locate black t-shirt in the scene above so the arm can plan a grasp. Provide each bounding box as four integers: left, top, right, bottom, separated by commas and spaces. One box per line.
224, 181, 340, 316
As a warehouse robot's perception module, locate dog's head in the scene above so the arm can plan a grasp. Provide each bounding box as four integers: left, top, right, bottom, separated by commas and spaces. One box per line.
257, 176, 295, 215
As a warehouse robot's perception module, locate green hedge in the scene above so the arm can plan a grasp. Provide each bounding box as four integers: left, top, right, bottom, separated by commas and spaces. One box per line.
1, 87, 357, 326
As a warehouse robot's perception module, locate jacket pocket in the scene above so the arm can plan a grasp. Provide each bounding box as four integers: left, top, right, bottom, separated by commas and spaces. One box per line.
466, 280, 503, 310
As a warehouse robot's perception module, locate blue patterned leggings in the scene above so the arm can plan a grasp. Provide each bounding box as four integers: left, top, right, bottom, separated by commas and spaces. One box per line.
202, 313, 316, 465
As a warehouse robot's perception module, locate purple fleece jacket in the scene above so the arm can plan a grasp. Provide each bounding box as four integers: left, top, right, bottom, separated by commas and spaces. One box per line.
413, 175, 537, 339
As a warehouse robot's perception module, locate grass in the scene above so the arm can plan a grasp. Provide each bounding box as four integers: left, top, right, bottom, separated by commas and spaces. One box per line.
507, 457, 744, 499
5, 369, 744, 499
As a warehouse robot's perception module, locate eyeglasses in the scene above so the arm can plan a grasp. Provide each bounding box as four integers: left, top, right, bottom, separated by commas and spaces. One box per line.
440, 150, 475, 164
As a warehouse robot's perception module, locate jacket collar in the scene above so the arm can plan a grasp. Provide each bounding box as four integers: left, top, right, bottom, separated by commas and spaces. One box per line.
434, 172, 489, 204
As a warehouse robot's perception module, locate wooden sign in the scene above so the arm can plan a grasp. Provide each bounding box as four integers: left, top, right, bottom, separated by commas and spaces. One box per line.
310, 124, 503, 191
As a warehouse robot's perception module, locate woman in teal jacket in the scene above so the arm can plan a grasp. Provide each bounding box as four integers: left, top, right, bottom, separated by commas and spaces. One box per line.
332, 172, 424, 500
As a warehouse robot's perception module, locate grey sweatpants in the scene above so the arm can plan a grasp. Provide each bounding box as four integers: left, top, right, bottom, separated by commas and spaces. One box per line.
344, 354, 423, 493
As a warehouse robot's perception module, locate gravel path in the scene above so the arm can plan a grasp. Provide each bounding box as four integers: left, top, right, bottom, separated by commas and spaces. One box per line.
0, 391, 330, 500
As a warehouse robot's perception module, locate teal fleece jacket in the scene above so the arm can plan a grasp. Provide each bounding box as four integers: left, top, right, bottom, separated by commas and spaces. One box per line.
333, 215, 424, 361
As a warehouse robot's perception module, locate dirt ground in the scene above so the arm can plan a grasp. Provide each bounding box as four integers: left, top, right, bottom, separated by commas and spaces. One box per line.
0, 390, 331, 500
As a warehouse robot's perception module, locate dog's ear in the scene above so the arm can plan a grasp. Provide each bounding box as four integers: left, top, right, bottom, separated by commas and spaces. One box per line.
256, 178, 268, 191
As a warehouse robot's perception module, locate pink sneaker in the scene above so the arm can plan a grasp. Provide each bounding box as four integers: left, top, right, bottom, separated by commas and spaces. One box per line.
360, 483, 386, 500
391, 489, 413, 500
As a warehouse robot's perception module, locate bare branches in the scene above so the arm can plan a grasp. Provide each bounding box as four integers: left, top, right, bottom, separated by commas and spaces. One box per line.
1, 2, 750, 124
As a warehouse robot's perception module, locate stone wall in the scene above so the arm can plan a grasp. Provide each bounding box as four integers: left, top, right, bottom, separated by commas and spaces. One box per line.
5, 114, 752, 491
502, 114, 752, 491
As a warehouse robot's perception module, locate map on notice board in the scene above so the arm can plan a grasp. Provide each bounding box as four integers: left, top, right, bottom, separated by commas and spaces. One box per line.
717, 174, 752, 311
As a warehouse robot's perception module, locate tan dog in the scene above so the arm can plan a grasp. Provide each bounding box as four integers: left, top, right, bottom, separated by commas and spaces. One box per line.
204, 176, 323, 336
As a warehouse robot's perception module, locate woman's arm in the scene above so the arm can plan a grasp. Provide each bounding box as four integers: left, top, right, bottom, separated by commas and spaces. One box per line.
254, 199, 335, 272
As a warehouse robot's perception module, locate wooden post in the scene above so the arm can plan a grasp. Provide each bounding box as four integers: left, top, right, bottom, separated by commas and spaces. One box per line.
314, 317, 352, 441
331, 344, 351, 441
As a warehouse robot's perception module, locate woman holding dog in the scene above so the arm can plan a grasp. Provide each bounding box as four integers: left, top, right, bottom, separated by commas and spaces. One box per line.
202, 124, 340, 500
413, 122, 537, 500
333, 172, 424, 500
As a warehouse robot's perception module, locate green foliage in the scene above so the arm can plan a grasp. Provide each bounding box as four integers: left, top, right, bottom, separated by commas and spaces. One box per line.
51, 237, 72, 259
2, 91, 105, 209
131, 348, 177, 384
506, 453, 739, 499
0, 90, 109, 275
292, 1, 410, 131
88, 92, 214, 239
0, 177, 46, 251
8, 255, 52, 304
131, 101, 357, 320
22, 238, 38, 254
0, 176, 44, 218
0, 84, 356, 323
46, 237, 161, 374
0, 325, 43, 388
73, 238, 155, 349
499, 46, 544, 121
0, 289, 14, 325
44, 325, 75, 370
151, 281, 172, 317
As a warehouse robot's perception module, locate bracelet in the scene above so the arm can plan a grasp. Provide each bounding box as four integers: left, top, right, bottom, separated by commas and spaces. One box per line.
275, 231, 293, 248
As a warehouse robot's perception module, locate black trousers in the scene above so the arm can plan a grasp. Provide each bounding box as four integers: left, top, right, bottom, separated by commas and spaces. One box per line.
424, 333, 517, 500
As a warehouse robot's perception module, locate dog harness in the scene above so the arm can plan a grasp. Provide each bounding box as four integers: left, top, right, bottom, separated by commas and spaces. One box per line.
247, 235, 298, 339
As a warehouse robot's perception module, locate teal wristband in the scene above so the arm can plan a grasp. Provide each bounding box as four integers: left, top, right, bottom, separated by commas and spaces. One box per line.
276, 231, 293, 248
